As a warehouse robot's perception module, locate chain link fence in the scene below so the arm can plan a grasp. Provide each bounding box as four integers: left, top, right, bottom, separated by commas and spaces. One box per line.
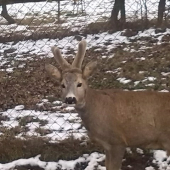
1, 0, 170, 168
0, 0, 114, 142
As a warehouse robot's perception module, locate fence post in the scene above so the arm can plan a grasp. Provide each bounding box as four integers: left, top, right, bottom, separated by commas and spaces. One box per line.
157, 0, 166, 26
58, 0, 60, 21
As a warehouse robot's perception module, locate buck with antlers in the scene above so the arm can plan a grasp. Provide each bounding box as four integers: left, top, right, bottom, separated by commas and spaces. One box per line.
46, 40, 170, 170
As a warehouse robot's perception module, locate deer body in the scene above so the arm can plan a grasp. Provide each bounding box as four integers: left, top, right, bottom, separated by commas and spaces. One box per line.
45, 40, 170, 170
77, 89, 170, 149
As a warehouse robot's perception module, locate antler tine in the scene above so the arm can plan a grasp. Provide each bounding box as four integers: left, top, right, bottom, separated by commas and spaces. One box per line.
72, 40, 87, 69
51, 46, 70, 70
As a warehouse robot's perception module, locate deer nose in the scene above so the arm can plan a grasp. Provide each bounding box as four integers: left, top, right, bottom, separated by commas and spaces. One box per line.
65, 97, 77, 104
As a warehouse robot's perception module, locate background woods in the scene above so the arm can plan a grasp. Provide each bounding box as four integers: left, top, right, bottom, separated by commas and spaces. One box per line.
0, 0, 169, 28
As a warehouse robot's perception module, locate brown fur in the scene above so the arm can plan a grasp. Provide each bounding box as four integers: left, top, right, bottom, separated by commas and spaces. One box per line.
76, 89, 170, 169
46, 40, 170, 170
77, 89, 170, 148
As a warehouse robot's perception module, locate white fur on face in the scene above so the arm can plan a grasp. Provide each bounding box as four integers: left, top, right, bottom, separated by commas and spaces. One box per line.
61, 72, 87, 105
66, 91, 76, 98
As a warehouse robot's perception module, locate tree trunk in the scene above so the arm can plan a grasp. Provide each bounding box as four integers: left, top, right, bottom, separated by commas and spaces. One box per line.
120, 0, 125, 28
110, 0, 120, 28
110, 0, 126, 30
1, 4, 15, 24
157, 0, 166, 26
143, 0, 148, 29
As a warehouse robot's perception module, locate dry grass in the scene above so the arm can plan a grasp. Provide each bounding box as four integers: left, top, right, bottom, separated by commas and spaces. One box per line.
0, 135, 158, 170
1, 21, 170, 168
0, 136, 102, 163
1, 39, 170, 111
2, 17, 170, 44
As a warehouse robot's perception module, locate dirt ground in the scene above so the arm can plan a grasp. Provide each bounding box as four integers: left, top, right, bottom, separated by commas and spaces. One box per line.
1, 19, 170, 169
0, 136, 158, 170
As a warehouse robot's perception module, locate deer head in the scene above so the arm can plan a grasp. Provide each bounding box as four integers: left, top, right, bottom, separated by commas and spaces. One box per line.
45, 40, 97, 107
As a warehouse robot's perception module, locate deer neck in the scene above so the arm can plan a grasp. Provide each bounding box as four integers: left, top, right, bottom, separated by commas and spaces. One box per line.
75, 88, 99, 130
75, 87, 95, 112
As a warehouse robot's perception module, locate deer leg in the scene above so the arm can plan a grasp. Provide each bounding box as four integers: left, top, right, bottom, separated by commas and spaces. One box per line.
161, 141, 170, 156
105, 145, 125, 170
159, 133, 170, 156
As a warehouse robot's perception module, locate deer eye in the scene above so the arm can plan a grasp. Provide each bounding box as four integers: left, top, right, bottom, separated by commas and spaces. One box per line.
77, 83, 82, 87
61, 84, 65, 88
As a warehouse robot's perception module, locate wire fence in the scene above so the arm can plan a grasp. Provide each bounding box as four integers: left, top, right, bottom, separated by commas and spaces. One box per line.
0, 0, 170, 145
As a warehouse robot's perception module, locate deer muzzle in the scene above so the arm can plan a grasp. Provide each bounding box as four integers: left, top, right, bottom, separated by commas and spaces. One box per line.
65, 97, 77, 104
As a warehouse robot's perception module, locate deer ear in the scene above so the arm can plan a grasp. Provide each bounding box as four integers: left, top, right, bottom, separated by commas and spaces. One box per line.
45, 64, 61, 80
83, 61, 97, 79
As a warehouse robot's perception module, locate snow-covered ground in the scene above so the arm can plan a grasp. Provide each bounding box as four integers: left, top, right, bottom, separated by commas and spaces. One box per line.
1, 27, 170, 73
0, 0, 165, 25
0, 0, 113, 35
0, 0, 168, 38
0, 149, 169, 170
0, 0, 169, 75
0, 100, 86, 141
0, 152, 106, 170
1, 0, 170, 169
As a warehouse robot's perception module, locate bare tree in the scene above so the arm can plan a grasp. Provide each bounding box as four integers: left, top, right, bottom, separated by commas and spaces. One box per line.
1, 3, 16, 24
110, 0, 125, 30
142, 0, 148, 28
157, 0, 166, 26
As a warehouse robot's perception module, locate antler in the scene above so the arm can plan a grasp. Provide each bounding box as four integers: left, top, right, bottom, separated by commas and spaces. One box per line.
51, 46, 71, 70
72, 40, 87, 69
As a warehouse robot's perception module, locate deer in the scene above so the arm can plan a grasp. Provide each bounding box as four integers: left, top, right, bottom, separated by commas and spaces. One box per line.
45, 40, 170, 170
